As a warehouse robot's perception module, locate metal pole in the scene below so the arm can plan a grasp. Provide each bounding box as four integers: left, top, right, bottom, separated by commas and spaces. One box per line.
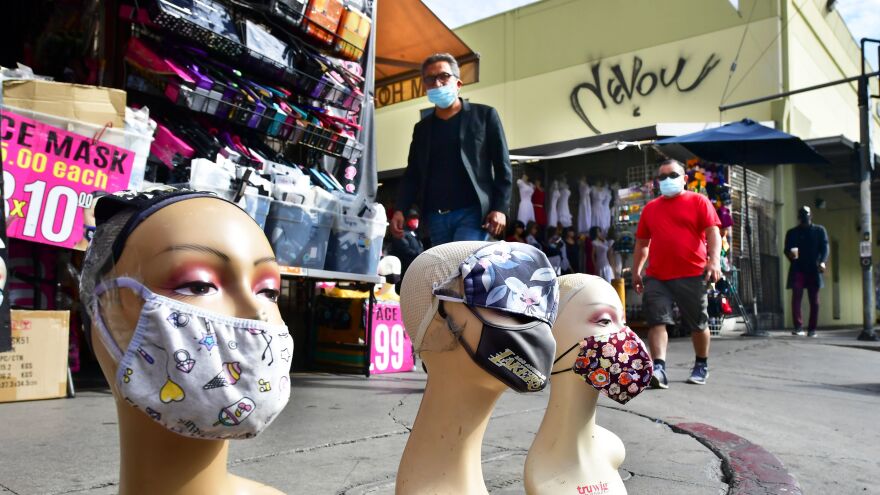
857, 73, 877, 340
719, 70, 880, 112
742, 176, 768, 336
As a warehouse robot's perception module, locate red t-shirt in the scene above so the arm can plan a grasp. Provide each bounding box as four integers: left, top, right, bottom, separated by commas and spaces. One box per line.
636, 191, 721, 280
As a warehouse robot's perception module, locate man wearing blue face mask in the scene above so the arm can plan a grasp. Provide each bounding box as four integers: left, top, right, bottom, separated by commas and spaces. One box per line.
632, 159, 722, 388
391, 53, 512, 246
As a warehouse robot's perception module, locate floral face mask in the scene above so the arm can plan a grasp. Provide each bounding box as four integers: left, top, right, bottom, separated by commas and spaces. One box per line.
551, 327, 653, 404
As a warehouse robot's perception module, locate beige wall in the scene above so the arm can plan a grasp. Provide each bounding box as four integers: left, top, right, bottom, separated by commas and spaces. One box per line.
375, 0, 878, 327
376, 0, 783, 172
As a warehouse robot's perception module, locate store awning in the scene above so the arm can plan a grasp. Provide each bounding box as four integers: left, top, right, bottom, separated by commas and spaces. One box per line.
375, 0, 479, 108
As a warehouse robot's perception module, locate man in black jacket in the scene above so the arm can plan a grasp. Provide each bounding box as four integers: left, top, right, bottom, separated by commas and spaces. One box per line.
784, 206, 829, 337
390, 53, 511, 245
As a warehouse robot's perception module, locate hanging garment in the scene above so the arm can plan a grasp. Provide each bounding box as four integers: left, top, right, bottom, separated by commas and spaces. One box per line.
516, 178, 536, 224
582, 238, 595, 275
547, 181, 560, 227
532, 185, 547, 226
590, 185, 603, 230
592, 239, 614, 282
558, 183, 573, 228
592, 185, 612, 233
577, 181, 592, 234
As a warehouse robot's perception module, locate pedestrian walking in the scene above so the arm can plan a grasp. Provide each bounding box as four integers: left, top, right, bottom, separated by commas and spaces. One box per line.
632, 159, 722, 388
390, 53, 512, 246
784, 206, 829, 337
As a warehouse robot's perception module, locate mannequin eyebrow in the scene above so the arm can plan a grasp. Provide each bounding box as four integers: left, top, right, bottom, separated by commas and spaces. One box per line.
254, 256, 278, 266
159, 244, 230, 261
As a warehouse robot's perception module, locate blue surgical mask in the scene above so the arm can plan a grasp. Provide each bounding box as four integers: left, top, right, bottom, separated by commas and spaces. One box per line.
427, 84, 458, 109
659, 177, 684, 197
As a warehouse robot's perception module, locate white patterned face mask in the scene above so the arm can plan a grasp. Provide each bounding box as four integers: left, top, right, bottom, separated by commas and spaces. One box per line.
93, 277, 292, 439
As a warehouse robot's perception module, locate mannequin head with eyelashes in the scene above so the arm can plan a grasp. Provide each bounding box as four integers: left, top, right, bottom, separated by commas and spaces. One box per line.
82, 195, 283, 394
552, 274, 625, 371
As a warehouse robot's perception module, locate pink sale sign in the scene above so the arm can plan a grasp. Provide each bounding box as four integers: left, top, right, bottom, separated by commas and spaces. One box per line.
0, 110, 133, 249
368, 301, 415, 374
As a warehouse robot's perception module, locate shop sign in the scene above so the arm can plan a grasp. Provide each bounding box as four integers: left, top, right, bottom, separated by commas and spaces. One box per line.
376, 75, 426, 109
571, 53, 722, 134
368, 301, 414, 374
0, 110, 133, 249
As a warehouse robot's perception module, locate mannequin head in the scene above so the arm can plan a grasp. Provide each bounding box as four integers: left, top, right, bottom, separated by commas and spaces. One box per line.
589, 226, 604, 241
553, 275, 624, 355
80, 188, 286, 420
526, 221, 539, 239
401, 241, 559, 391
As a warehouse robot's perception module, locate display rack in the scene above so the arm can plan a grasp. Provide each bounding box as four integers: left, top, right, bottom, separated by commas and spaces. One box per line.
279, 266, 383, 377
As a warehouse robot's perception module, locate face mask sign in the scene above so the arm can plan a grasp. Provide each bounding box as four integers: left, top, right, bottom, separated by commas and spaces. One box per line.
93, 277, 293, 439
439, 302, 555, 393
552, 326, 652, 404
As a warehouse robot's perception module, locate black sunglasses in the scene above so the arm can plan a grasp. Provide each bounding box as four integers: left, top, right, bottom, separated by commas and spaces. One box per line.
423, 72, 456, 85
657, 172, 682, 180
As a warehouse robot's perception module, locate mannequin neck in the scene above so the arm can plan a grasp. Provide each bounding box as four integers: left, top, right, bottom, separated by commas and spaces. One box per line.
538, 372, 599, 448
115, 398, 237, 495
396, 353, 504, 495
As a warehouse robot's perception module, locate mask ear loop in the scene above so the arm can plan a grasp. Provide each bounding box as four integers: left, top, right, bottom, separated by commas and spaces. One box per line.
91, 277, 154, 363
550, 342, 580, 375
438, 301, 478, 360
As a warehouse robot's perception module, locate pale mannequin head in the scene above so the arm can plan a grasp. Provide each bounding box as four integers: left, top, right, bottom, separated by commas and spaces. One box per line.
83, 196, 283, 397
552, 274, 625, 372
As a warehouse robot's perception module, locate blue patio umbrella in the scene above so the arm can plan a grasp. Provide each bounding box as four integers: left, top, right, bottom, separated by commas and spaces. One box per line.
656, 119, 828, 336
655, 119, 829, 165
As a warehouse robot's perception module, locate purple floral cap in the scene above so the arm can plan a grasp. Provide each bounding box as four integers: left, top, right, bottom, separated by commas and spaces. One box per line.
433, 242, 559, 325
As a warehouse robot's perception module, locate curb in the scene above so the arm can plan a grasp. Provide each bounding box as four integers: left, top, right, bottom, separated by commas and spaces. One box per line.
672, 422, 803, 495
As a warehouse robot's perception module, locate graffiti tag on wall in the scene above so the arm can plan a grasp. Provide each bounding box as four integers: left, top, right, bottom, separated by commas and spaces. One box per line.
571, 54, 722, 134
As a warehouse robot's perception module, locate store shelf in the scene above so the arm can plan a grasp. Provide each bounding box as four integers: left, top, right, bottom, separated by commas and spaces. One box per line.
279, 266, 383, 284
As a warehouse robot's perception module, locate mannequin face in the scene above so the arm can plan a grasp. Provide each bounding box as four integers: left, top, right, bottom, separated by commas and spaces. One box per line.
553, 278, 625, 367
95, 198, 283, 391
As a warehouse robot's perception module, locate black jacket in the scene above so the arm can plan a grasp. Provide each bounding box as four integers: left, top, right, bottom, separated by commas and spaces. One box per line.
396, 100, 512, 221
784, 224, 829, 289
389, 230, 423, 275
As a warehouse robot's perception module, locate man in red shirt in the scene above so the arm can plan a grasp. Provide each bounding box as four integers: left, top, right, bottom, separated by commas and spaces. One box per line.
632, 159, 722, 388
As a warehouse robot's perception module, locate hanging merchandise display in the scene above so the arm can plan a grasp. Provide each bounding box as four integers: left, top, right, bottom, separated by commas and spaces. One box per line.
577, 178, 592, 234
532, 178, 547, 226
557, 179, 573, 228
516, 175, 536, 224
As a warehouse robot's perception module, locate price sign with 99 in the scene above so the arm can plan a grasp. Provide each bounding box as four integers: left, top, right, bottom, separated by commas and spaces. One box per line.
0, 111, 133, 249
368, 302, 415, 374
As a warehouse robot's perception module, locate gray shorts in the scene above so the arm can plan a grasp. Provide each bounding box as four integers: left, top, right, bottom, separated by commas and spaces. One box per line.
644, 276, 709, 332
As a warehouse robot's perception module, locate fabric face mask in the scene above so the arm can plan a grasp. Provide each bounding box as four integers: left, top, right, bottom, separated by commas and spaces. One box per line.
427, 84, 458, 109
93, 277, 292, 440
552, 327, 652, 404
440, 302, 555, 393
659, 177, 684, 197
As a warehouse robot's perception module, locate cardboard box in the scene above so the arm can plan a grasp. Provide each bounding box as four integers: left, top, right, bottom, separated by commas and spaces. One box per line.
0, 310, 70, 403
2, 79, 126, 128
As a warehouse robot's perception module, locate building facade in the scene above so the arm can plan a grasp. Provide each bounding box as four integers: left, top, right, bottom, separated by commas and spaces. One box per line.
376, 0, 880, 328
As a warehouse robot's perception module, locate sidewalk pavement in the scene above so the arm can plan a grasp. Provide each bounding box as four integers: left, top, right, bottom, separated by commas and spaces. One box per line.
1, 327, 878, 494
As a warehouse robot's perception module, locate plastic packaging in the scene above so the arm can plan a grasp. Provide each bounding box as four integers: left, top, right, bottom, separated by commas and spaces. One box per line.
325, 202, 386, 275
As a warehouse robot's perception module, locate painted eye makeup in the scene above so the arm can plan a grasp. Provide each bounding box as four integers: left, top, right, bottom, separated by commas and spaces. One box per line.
257, 287, 280, 302
173, 281, 219, 297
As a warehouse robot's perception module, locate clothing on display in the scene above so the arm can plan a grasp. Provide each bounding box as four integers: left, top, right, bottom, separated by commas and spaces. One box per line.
532, 183, 547, 226
607, 239, 622, 278
557, 182, 573, 228
592, 186, 612, 233
517, 178, 536, 224
592, 239, 613, 282
577, 179, 592, 233
547, 181, 560, 228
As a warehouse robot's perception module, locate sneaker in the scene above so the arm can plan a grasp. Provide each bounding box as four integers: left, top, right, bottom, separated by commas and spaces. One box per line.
807, 330, 817, 338
791, 328, 806, 336
687, 362, 709, 385
650, 363, 669, 389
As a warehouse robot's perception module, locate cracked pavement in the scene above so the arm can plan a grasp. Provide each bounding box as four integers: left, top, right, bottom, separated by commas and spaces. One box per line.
0, 328, 877, 494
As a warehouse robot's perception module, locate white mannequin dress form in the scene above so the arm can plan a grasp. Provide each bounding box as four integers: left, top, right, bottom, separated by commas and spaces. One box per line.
592, 239, 614, 282
517, 178, 536, 224
397, 241, 520, 495
590, 182, 604, 232
547, 180, 561, 228
558, 181, 573, 228
577, 179, 592, 234
597, 186, 613, 233
524, 274, 627, 495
